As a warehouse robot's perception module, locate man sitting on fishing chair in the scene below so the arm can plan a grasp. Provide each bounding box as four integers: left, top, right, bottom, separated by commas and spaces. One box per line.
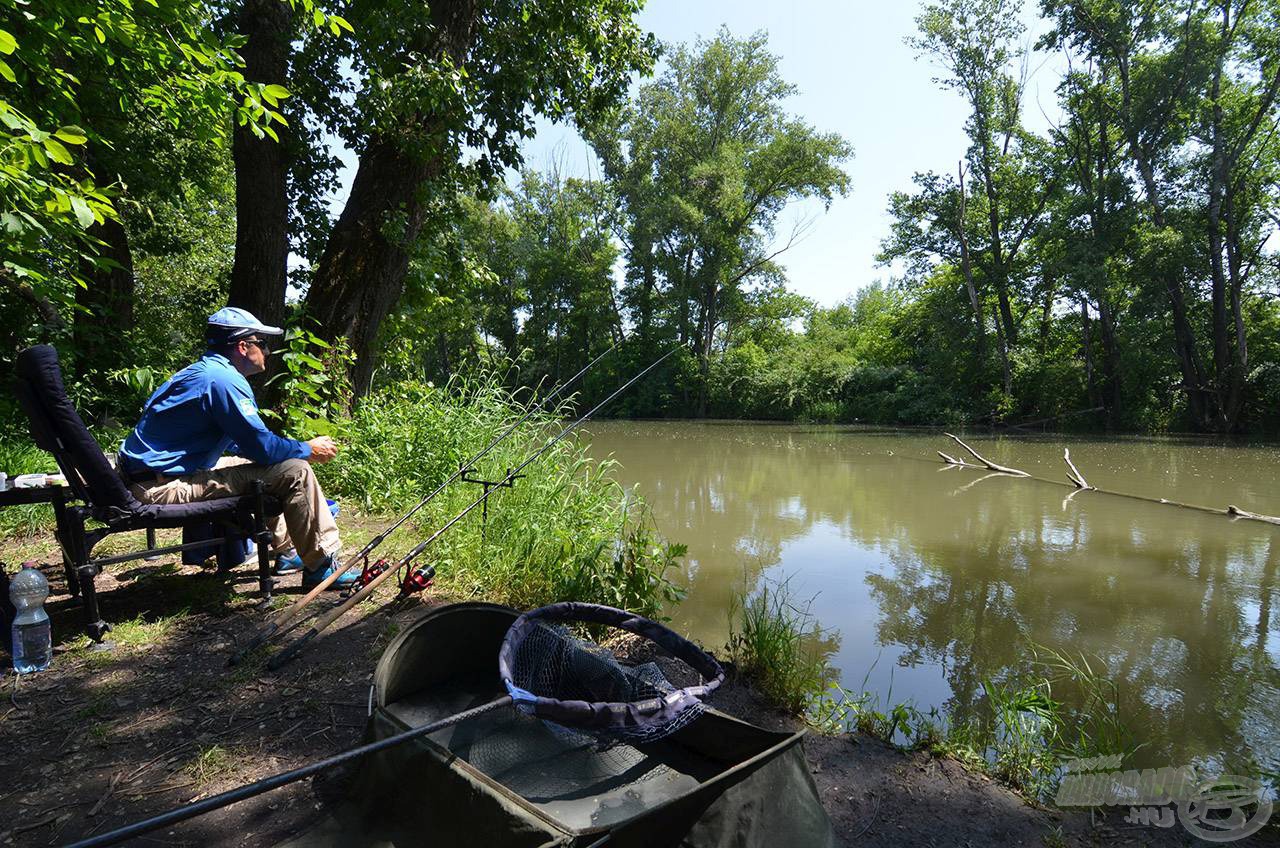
117, 307, 357, 590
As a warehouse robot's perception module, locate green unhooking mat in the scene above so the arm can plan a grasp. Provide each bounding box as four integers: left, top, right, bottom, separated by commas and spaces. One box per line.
277, 602, 835, 848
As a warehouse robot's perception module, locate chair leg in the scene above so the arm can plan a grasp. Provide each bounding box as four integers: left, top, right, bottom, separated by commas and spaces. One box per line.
144, 526, 161, 562
67, 508, 110, 641
51, 492, 79, 598
251, 481, 273, 602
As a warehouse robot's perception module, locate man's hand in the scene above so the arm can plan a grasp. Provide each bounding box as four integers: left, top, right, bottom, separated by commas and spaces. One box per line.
307, 436, 338, 464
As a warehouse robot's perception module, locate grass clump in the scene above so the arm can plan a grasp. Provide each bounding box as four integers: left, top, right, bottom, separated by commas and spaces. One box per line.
64, 611, 185, 668
318, 376, 686, 617
107, 612, 184, 648
809, 644, 1135, 803
185, 744, 240, 788
726, 578, 834, 714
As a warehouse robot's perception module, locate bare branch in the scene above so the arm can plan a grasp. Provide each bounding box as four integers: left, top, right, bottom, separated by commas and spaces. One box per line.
943, 432, 1030, 476
1227, 505, 1280, 525
1063, 448, 1093, 489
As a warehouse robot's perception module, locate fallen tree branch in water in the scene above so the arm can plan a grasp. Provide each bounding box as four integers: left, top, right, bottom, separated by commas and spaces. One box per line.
937, 450, 982, 469
943, 433, 1029, 476
1226, 505, 1280, 525
929, 438, 1280, 527
1062, 448, 1092, 489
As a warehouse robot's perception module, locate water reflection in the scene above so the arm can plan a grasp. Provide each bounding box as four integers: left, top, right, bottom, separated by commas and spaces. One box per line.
584, 422, 1280, 771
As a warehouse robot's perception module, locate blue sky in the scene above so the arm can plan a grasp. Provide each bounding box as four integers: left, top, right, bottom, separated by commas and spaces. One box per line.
518, 0, 1066, 306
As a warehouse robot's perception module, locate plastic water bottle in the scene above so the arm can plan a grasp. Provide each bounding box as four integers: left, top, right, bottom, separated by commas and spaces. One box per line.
10, 564, 51, 673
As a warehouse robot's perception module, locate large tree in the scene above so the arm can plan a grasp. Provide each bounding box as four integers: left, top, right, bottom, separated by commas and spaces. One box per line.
295, 0, 656, 395
591, 29, 852, 413
0, 0, 306, 358
1042, 0, 1280, 431
908, 0, 1054, 395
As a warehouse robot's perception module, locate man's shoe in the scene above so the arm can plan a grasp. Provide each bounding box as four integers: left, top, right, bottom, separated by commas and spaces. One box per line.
274, 551, 305, 574
301, 555, 357, 590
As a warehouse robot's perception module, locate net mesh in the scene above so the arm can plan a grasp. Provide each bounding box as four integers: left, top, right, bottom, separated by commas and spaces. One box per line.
507, 622, 708, 745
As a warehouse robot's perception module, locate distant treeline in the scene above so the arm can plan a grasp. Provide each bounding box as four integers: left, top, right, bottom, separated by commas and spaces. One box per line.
4, 2, 1278, 434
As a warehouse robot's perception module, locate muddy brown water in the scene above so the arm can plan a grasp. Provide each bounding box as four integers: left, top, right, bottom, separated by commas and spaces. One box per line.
583, 421, 1280, 775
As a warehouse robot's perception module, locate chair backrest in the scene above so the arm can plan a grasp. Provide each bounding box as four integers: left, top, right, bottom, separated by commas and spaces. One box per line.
15, 345, 143, 520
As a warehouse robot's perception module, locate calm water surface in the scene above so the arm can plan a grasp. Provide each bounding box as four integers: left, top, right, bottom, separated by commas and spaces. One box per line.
584, 421, 1280, 772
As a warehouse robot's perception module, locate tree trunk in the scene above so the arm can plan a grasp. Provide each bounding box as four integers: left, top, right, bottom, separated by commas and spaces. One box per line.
1115, 52, 1211, 429
974, 116, 1017, 346
637, 241, 656, 342
696, 268, 718, 418
303, 137, 434, 395
1207, 26, 1230, 430
1081, 300, 1097, 409
992, 301, 1012, 402
1097, 296, 1122, 427
227, 0, 292, 332
956, 162, 986, 359
302, 0, 478, 397
74, 217, 135, 376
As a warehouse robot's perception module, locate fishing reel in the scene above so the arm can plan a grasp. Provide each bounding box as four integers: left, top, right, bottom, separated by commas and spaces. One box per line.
398, 564, 436, 598
343, 557, 391, 597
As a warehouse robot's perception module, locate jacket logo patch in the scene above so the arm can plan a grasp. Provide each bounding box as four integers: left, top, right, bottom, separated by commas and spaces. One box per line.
239, 398, 258, 417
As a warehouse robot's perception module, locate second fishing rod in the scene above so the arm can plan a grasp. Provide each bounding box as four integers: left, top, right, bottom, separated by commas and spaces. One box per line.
229, 343, 620, 666
265, 344, 685, 670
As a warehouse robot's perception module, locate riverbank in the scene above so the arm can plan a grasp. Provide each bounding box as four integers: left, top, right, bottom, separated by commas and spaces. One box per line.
4, 521, 1273, 846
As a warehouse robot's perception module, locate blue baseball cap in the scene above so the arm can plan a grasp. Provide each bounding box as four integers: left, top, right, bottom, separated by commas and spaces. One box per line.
206, 307, 284, 346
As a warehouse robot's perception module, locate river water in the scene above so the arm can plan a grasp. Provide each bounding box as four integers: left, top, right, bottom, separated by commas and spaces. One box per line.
584, 421, 1280, 773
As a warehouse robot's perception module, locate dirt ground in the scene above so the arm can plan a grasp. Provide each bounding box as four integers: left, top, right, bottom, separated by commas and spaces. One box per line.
1, 519, 1276, 848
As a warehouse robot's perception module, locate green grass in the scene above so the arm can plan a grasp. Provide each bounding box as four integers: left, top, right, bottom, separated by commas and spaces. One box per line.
806, 644, 1137, 803
63, 611, 186, 669
0, 440, 59, 538
726, 577, 833, 714
317, 376, 686, 617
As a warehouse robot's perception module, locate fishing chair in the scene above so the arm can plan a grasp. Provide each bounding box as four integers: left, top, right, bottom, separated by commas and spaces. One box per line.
14, 345, 283, 641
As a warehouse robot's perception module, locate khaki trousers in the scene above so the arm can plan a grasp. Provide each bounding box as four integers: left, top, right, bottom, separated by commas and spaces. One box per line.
130, 457, 340, 567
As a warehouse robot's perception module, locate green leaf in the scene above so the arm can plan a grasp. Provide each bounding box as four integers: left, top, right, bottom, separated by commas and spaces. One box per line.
94, 26, 106, 44
0, 29, 16, 55
0, 59, 13, 83
329, 15, 354, 33
263, 124, 279, 142
43, 137, 73, 165
312, 9, 324, 28
263, 83, 289, 101
70, 195, 94, 228
54, 126, 87, 145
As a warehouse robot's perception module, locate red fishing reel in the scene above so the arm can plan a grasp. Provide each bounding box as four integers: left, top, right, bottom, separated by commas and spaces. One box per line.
398, 564, 436, 597
348, 557, 391, 594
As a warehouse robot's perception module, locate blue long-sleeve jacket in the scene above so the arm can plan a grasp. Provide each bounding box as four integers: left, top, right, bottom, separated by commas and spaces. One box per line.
119, 352, 311, 476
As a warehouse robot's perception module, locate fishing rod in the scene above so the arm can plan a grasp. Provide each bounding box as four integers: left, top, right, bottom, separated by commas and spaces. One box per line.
229, 342, 620, 666
266, 344, 684, 670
